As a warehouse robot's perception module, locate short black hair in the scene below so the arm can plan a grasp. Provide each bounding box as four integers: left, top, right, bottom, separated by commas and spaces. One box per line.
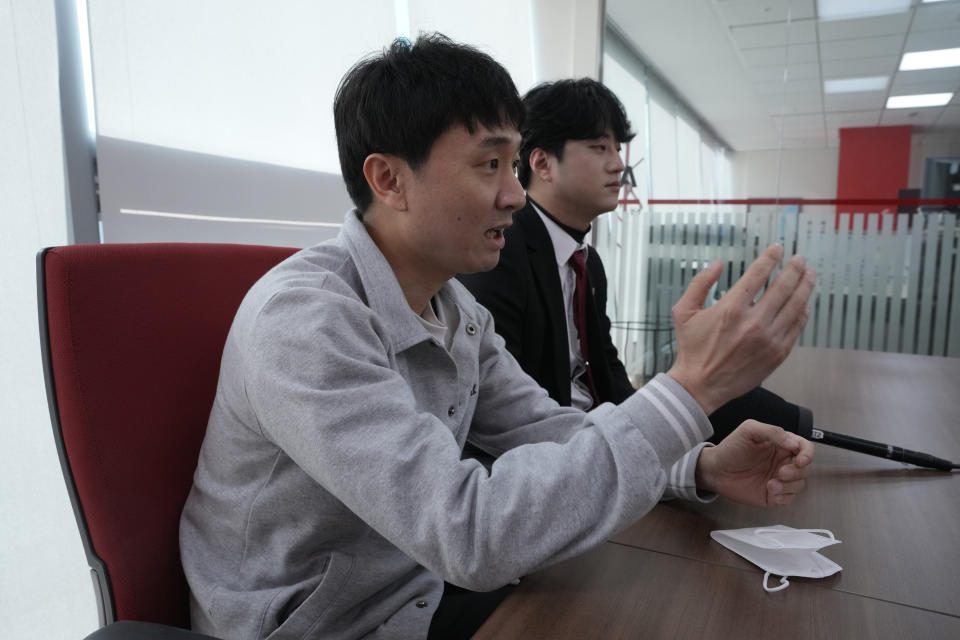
334, 33, 524, 213
518, 78, 635, 188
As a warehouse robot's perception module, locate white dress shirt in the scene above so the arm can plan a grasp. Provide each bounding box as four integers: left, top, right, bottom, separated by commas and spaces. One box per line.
532, 204, 595, 411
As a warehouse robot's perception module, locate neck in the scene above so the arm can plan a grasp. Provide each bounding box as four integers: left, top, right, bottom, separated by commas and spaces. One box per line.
526, 185, 595, 232
362, 210, 445, 314
528, 196, 589, 244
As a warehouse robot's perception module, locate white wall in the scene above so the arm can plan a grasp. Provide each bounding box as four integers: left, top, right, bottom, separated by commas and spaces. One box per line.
1, 1, 99, 638
531, 0, 603, 82
732, 147, 840, 199
732, 146, 840, 221
736, 131, 960, 203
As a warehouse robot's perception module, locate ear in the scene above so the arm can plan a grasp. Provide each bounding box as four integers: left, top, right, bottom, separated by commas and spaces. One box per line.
363, 153, 409, 211
528, 148, 555, 184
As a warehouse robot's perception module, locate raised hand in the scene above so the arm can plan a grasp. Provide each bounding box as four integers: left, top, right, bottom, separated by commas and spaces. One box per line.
667, 244, 816, 415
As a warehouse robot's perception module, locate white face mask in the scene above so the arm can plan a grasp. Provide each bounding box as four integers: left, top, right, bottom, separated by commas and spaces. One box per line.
710, 525, 842, 592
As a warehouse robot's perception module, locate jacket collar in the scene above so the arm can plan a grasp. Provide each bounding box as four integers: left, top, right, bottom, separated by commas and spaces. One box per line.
339, 210, 480, 353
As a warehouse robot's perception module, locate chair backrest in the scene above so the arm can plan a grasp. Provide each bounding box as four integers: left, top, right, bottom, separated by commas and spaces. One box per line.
38, 243, 298, 628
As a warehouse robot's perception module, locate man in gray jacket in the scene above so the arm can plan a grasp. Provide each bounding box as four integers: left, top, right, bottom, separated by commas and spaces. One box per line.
180, 33, 817, 640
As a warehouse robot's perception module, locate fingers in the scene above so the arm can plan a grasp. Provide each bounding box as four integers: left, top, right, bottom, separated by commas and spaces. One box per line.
722, 244, 784, 307
775, 459, 812, 482
768, 477, 806, 505
767, 430, 815, 505
768, 267, 817, 338
779, 429, 815, 467
672, 261, 723, 323
755, 254, 809, 324
747, 420, 814, 461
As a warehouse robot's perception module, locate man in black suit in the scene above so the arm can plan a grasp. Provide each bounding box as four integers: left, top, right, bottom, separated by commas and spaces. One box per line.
459, 79, 811, 439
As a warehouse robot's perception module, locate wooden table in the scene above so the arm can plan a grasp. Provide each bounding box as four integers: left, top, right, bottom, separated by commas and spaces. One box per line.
475, 348, 960, 639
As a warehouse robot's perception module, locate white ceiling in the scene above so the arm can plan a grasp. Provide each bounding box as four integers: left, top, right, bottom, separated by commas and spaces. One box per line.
606, 0, 960, 151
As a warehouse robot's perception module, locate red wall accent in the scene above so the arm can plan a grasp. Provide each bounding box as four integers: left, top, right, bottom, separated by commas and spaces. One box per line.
836, 125, 912, 230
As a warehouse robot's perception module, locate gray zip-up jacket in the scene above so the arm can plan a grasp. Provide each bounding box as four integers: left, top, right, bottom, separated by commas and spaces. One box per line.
179, 210, 713, 640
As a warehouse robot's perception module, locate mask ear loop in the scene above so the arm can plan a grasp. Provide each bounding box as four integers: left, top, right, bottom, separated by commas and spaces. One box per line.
800, 529, 835, 540
754, 528, 836, 546
763, 572, 790, 592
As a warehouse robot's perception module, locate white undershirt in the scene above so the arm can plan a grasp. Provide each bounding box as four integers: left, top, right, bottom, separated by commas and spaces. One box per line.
532, 205, 595, 411
417, 295, 459, 352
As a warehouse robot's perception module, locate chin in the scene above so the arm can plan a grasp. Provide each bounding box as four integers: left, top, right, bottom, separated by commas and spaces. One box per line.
464, 255, 501, 274
592, 196, 619, 214
602, 198, 621, 212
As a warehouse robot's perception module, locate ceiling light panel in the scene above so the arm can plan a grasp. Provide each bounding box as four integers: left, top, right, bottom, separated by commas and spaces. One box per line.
886, 93, 954, 108
824, 76, 889, 93
817, 0, 911, 22
900, 48, 960, 70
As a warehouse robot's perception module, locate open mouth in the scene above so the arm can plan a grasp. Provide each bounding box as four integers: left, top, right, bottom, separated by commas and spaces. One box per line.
485, 228, 504, 240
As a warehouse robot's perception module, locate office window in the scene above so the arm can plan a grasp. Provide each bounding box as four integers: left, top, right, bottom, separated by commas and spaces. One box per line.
648, 85, 679, 200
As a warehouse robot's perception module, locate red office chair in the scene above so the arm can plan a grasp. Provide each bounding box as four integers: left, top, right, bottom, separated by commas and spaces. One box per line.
38, 243, 298, 639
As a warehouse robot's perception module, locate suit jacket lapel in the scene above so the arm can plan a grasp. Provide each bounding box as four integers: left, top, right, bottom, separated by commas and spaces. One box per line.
516, 204, 570, 404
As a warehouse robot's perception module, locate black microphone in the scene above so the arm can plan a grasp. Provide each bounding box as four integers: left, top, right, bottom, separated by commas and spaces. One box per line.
705, 387, 958, 470
794, 423, 959, 472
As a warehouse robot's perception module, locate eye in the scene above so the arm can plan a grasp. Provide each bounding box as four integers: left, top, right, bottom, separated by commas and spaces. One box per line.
592, 144, 607, 152
486, 159, 500, 170
511, 159, 521, 176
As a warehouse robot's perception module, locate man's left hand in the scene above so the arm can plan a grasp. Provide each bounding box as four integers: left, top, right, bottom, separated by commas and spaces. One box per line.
695, 420, 814, 507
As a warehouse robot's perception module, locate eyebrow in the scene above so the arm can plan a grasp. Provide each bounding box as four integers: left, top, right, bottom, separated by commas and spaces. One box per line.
478, 135, 518, 148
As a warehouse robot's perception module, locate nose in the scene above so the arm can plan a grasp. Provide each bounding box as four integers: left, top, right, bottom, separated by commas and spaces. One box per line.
498, 171, 526, 212
610, 148, 625, 173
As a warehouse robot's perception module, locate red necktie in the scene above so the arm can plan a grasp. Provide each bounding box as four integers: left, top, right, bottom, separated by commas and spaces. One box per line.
568, 250, 600, 406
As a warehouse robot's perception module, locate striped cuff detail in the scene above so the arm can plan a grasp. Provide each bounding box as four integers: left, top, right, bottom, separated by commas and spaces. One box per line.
646, 378, 701, 439
664, 443, 718, 503
638, 374, 711, 452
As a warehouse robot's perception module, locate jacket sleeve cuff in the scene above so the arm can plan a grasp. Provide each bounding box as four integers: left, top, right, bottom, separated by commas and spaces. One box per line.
663, 443, 718, 503
622, 373, 714, 469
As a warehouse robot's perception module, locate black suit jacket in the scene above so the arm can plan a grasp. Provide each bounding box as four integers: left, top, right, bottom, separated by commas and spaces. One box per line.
459, 202, 634, 406
459, 202, 812, 441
